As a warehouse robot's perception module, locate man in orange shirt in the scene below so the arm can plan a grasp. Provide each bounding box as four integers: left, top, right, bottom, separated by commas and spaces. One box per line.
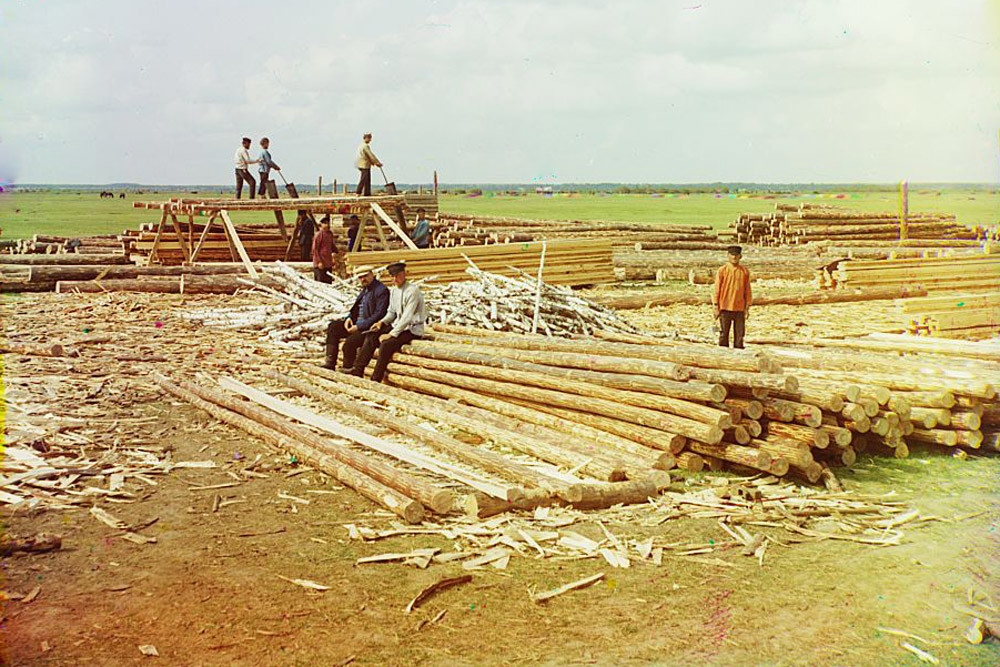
713, 246, 752, 349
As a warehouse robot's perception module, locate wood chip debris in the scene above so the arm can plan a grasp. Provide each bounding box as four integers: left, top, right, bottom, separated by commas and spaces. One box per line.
405, 574, 473, 613
532, 572, 606, 604
276, 575, 331, 591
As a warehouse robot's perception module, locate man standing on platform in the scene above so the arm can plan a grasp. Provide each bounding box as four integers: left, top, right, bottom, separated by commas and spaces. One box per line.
323, 265, 389, 372
411, 208, 431, 249
713, 245, 752, 349
256, 137, 281, 196
353, 261, 426, 383
354, 133, 382, 197
234, 137, 259, 199
311, 217, 337, 283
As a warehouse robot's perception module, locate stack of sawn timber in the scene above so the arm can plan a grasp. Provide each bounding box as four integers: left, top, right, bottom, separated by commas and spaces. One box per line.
121, 219, 291, 265
345, 239, 616, 286
727, 203, 990, 247
434, 213, 725, 251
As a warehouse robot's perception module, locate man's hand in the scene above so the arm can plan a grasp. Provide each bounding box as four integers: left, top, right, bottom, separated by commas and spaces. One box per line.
379, 333, 393, 343
744, 309, 750, 323
713, 306, 720, 320
347, 324, 358, 334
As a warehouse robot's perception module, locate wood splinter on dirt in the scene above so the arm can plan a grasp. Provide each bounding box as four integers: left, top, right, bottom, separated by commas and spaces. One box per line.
532, 572, 606, 604
405, 574, 473, 613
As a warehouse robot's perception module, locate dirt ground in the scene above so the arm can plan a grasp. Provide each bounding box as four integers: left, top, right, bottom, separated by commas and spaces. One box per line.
2, 291, 999, 667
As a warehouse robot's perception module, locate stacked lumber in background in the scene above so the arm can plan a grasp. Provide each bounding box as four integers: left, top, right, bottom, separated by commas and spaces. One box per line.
725, 203, 992, 246
896, 291, 1000, 339
183, 263, 638, 346
2, 233, 129, 256
832, 254, 1000, 293
121, 220, 290, 265
0, 256, 311, 293
433, 214, 724, 251
345, 239, 615, 286
613, 248, 831, 283
592, 284, 927, 311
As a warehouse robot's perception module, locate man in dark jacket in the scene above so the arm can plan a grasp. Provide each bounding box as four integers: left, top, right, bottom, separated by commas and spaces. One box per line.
323, 265, 390, 371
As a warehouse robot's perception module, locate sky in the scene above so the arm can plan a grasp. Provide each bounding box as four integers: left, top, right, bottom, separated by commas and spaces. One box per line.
1, 0, 998, 185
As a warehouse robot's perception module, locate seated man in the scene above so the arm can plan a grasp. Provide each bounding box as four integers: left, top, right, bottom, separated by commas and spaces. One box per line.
410, 208, 431, 249
353, 261, 426, 383
324, 265, 389, 371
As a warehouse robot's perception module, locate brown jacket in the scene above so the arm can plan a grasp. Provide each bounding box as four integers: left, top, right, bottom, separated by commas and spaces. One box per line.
311, 229, 336, 269
714, 263, 752, 312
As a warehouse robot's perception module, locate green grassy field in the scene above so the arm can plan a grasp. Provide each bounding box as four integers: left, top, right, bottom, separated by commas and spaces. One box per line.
1, 188, 997, 239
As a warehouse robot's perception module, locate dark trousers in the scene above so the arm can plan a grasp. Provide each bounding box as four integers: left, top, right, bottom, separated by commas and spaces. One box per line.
719, 310, 746, 349
235, 169, 256, 199
356, 168, 372, 196
299, 241, 313, 262
313, 267, 332, 284
325, 318, 367, 369
257, 171, 270, 196
354, 330, 419, 382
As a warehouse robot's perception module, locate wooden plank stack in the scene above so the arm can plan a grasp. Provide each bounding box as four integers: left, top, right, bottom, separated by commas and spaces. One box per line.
345, 239, 616, 286
727, 203, 993, 247
3, 234, 129, 256
432, 214, 723, 251
833, 254, 1000, 293
896, 291, 1000, 339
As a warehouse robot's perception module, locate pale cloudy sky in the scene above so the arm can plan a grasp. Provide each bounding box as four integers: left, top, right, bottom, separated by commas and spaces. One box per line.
1, 0, 998, 184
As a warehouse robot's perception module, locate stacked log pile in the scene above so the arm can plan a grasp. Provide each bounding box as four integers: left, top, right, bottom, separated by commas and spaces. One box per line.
896, 291, 1000, 339
183, 262, 639, 347
433, 214, 724, 251
3, 233, 129, 256
726, 204, 991, 246
345, 238, 616, 286
364, 325, 997, 482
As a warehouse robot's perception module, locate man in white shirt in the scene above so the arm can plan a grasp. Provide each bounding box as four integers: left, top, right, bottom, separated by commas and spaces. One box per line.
234, 137, 259, 199
352, 261, 426, 382
354, 133, 382, 197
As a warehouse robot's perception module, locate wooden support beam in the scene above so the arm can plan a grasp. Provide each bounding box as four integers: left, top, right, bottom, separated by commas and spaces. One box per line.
218, 210, 259, 278
372, 202, 419, 250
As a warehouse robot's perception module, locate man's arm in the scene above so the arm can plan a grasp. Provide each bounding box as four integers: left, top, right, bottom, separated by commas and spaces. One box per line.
363, 145, 382, 168
712, 267, 723, 318
744, 268, 752, 320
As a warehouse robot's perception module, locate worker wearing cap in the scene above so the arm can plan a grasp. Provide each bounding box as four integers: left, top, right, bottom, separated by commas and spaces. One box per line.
411, 208, 431, 249
311, 218, 337, 283
354, 133, 382, 197
354, 261, 426, 382
345, 215, 361, 252
234, 137, 259, 199
713, 245, 752, 349
324, 265, 389, 371
256, 137, 281, 196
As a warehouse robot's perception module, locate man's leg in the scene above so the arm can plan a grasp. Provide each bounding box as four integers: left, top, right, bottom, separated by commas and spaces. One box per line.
235, 170, 244, 199
246, 171, 256, 199
371, 331, 416, 383
732, 311, 746, 349
356, 169, 365, 196
341, 330, 366, 369
313, 268, 332, 284
324, 318, 348, 369
351, 333, 381, 378
360, 169, 372, 196
257, 171, 268, 196
718, 311, 733, 348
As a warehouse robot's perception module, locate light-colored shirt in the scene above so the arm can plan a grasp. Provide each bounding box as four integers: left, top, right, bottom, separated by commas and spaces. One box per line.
411, 218, 430, 248
354, 141, 381, 169
235, 147, 254, 170
713, 263, 752, 312
380, 280, 426, 337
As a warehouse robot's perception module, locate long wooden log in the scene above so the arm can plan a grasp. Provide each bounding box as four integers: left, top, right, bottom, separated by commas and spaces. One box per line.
686, 442, 772, 472
302, 366, 627, 480
766, 421, 830, 449
502, 397, 685, 456
388, 361, 724, 444
150, 374, 424, 523
377, 372, 661, 475
264, 370, 560, 495
175, 376, 451, 514
817, 424, 852, 447
908, 428, 959, 447
412, 339, 692, 381
752, 437, 814, 467
429, 324, 778, 373
393, 352, 731, 428
55, 278, 181, 293
0, 254, 132, 265
0, 340, 68, 357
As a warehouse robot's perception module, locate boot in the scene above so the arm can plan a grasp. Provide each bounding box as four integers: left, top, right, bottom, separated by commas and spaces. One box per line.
323, 355, 337, 370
